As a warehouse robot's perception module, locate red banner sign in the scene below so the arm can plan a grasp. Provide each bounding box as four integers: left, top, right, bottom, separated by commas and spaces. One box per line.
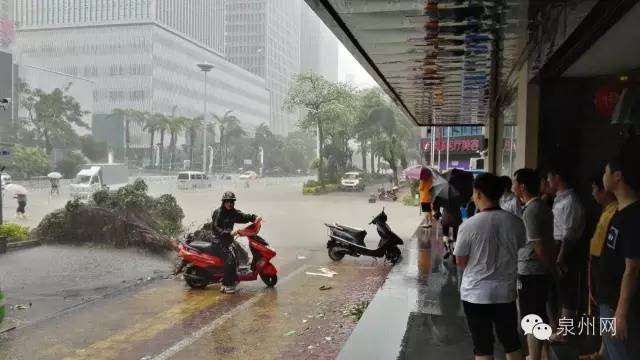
421, 137, 482, 153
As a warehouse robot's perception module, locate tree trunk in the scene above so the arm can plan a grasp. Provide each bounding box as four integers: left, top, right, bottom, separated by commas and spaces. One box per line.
44, 130, 52, 155
159, 129, 166, 170
361, 138, 367, 173
189, 128, 195, 166
169, 132, 176, 170
149, 131, 155, 168
219, 127, 225, 172
370, 145, 375, 174
125, 117, 130, 162
317, 118, 325, 186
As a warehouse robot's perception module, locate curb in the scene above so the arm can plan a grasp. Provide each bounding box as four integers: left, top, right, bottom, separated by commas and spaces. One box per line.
6, 240, 41, 252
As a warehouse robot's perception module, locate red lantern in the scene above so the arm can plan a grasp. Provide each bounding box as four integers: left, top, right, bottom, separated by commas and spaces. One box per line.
594, 86, 620, 118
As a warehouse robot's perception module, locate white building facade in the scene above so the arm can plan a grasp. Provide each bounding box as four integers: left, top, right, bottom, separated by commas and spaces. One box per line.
225, 0, 301, 135
13, 0, 269, 151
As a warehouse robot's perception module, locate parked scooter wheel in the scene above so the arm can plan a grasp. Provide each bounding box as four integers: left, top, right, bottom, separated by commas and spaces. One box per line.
386, 247, 401, 264
184, 266, 208, 289
260, 274, 278, 287
328, 246, 346, 261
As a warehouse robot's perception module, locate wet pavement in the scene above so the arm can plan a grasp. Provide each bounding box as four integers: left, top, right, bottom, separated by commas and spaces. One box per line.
0, 179, 420, 359
338, 223, 475, 360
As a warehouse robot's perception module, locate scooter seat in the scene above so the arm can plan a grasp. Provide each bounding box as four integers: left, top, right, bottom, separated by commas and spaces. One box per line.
188, 241, 217, 254
334, 225, 367, 242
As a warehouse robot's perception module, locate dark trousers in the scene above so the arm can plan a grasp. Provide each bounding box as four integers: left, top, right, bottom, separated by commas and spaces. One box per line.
442, 224, 459, 241
222, 245, 238, 287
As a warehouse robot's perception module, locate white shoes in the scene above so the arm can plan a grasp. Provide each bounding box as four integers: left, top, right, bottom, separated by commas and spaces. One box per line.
220, 285, 236, 294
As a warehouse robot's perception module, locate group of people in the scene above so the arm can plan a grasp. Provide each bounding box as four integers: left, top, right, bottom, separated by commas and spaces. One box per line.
421, 147, 639, 360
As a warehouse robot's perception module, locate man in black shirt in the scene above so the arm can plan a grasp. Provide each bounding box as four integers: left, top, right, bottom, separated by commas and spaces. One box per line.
211, 191, 259, 294
599, 147, 640, 359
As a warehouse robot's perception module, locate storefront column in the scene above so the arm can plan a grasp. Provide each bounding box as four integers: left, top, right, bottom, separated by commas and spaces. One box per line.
515, 63, 540, 170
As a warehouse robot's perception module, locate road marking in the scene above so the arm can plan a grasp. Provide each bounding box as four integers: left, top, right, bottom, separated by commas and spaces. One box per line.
151, 264, 309, 360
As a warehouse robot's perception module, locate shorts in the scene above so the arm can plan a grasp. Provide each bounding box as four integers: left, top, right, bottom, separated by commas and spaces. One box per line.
421, 202, 432, 212
518, 274, 550, 324
558, 261, 580, 310
462, 301, 522, 356
17, 201, 26, 214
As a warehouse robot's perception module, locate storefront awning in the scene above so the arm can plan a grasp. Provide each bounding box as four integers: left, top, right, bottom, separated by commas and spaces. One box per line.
306, 0, 523, 127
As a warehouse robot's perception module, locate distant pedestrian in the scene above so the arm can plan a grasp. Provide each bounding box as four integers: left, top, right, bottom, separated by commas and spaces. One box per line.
598, 147, 640, 359
454, 173, 525, 360
512, 168, 555, 360
419, 166, 434, 226
15, 193, 27, 219
547, 167, 586, 343
500, 175, 523, 217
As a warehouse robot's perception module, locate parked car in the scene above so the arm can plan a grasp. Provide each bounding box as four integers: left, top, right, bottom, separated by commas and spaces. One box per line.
340, 172, 365, 191
177, 171, 212, 190
1, 173, 11, 190
239, 171, 258, 180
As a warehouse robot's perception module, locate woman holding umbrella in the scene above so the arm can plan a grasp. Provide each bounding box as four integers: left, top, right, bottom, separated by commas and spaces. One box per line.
419, 166, 434, 226
5, 184, 28, 219
48, 172, 62, 197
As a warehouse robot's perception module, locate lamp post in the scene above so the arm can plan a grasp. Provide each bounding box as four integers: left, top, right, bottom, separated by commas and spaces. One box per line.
197, 63, 214, 173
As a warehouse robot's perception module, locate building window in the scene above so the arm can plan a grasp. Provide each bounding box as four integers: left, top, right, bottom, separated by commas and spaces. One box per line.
109, 90, 124, 101
130, 90, 145, 100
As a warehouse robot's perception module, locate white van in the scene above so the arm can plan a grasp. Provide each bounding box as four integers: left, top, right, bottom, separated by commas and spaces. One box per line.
177, 171, 212, 190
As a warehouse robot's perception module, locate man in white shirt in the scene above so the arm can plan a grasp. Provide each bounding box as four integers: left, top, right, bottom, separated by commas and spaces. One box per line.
500, 175, 523, 217
547, 168, 586, 342
454, 173, 526, 360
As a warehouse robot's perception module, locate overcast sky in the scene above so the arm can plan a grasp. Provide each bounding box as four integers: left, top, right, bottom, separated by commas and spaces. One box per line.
338, 43, 378, 89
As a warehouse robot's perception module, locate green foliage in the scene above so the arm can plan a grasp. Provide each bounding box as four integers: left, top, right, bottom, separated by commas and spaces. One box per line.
35, 179, 185, 248
36, 209, 69, 243
65, 198, 85, 213
9, 145, 51, 179
0, 223, 30, 243
302, 183, 338, 195
80, 135, 108, 162
56, 152, 86, 179
346, 301, 370, 321
18, 81, 89, 154
304, 179, 320, 188
153, 194, 184, 236
401, 194, 419, 207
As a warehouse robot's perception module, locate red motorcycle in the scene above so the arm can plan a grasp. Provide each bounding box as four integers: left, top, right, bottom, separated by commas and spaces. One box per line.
176, 219, 278, 288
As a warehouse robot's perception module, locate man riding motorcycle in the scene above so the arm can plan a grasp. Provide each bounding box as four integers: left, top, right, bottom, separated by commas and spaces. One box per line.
211, 191, 259, 294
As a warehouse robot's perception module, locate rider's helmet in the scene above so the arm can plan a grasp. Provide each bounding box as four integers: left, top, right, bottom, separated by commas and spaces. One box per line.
221, 191, 237, 202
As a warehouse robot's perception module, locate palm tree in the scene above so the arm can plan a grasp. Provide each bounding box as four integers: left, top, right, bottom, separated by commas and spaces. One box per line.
167, 116, 189, 170
143, 112, 163, 168
212, 110, 242, 170
151, 113, 171, 169
185, 117, 202, 165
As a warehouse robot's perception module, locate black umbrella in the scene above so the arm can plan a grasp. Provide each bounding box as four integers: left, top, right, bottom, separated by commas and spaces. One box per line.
431, 169, 474, 207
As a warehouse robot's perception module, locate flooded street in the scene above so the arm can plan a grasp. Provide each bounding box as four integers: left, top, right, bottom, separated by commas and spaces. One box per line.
0, 178, 420, 359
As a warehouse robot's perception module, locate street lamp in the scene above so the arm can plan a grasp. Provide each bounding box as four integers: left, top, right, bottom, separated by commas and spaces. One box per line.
197, 63, 214, 173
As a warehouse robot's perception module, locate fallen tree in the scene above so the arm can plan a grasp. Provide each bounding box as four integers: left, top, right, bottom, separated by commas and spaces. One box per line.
32, 179, 183, 253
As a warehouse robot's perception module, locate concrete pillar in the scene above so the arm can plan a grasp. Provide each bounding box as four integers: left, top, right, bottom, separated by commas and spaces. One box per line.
514, 63, 540, 171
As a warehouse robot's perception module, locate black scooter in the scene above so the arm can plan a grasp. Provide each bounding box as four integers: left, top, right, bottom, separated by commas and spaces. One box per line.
325, 209, 404, 264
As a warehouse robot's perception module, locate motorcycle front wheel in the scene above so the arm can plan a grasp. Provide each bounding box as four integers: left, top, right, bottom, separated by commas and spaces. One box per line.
260, 274, 278, 287
386, 247, 402, 264
328, 246, 346, 261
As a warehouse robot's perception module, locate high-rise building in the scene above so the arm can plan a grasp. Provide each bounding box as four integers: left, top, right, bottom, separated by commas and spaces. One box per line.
300, 2, 339, 82
225, 0, 301, 135
15, 0, 225, 55
13, 0, 269, 154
